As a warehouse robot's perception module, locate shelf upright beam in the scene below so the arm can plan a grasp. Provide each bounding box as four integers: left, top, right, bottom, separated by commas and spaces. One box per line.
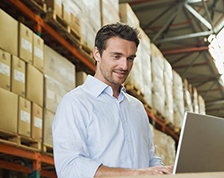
7, 0, 95, 72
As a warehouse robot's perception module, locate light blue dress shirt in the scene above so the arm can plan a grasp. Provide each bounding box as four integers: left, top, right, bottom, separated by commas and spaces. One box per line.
52, 75, 163, 178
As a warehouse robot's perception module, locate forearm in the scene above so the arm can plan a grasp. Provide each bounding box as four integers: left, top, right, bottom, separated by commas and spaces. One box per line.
94, 165, 173, 177
94, 165, 136, 177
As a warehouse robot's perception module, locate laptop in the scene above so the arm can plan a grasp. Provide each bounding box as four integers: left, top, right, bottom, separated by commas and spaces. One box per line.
173, 112, 224, 174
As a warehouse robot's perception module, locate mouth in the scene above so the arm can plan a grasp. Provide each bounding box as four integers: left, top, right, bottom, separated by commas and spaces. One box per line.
113, 70, 128, 77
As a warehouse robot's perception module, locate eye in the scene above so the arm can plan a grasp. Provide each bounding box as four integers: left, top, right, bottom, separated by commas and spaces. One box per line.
114, 55, 120, 59
127, 57, 135, 61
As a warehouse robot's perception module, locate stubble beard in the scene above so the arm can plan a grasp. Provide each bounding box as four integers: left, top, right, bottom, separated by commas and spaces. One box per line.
101, 66, 128, 86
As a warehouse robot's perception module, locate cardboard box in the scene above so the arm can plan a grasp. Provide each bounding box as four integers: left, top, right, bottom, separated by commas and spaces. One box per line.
76, 71, 87, 87
70, 1, 82, 37
43, 109, 54, 146
44, 76, 57, 113
0, 9, 18, 56
45, 0, 62, 17
19, 23, 33, 64
18, 96, 31, 137
62, 0, 71, 24
0, 49, 11, 90
31, 102, 43, 141
0, 88, 18, 133
33, 33, 44, 72
119, 3, 140, 28
26, 64, 43, 106
11, 55, 26, 97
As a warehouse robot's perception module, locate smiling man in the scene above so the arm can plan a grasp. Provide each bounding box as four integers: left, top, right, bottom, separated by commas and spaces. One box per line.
52, 23, 173, 178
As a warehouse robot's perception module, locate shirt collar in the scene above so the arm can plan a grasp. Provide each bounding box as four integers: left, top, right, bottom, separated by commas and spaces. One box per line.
83, 75, 127, 98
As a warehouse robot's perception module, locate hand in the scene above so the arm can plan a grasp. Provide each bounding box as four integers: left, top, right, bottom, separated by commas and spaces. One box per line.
136, 165, 173, 175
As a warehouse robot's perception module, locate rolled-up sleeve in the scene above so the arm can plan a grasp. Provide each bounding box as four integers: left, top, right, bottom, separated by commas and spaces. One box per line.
52, 96, 102, 178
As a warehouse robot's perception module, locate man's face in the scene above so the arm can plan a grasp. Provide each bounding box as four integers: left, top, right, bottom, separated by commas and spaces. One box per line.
94, 37, 137, 88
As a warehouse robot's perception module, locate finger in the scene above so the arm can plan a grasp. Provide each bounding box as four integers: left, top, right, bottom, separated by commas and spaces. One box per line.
157, 167, 173, 174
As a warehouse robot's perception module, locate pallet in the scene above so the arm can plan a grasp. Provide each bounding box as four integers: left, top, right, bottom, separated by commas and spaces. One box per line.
125, 83, 146, 104
42, 144, 53, 156
153, 110, 169, 124
0, 129, 41, 151
144, 104, 153, 113
45, 11, 70, 33
44, 11, 82, 47
20, 0, 46, 13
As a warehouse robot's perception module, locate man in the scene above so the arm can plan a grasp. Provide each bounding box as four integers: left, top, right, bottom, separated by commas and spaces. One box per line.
52, 23, 173, 177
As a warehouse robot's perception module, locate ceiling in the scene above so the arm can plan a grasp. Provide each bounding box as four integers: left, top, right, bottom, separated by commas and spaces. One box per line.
119, 0, 224, 118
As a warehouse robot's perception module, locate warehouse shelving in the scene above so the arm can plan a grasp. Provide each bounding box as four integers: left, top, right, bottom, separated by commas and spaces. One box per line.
0, 0, 179, 176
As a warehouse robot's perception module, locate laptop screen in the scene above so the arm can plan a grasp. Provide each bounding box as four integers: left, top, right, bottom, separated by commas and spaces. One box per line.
173, 112, 224, 174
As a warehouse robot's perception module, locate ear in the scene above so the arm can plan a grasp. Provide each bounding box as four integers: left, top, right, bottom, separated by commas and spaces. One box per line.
93, 46, 101, 62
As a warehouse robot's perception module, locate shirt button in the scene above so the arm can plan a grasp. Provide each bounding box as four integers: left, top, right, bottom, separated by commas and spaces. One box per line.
132, 161, 135, 164
123, 120, 126, 123
127, 139, 131, 143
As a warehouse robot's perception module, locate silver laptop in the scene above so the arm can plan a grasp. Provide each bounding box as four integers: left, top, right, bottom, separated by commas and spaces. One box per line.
173, 112, 224, 174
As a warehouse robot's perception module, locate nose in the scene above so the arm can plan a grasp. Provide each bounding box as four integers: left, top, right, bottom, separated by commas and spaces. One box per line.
119, 57, 128, 70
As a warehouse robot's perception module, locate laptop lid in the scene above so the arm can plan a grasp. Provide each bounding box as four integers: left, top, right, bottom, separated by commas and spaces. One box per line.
173, 112, 224, 174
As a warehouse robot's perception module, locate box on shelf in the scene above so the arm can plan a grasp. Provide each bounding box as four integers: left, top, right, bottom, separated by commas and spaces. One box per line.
0, 9, 18, 56
31, 102, 43, 141
0, 88, 18, 133
76, 71, 87, 87
45, 0, 62, 17
119, 3, 140, 28
0, 49, 11, 91
44, 75, 71, 113
33, 33, 44, 72
26, 64, 44, 107
70, 1, 82, 38
198, 95, 206, 114
43, 109, 55, 147
173, 70, 184, 128
44, 45, 75, 89
18, 23, 33, 64
101, 0, 120, 26
62, 0, 71, 24
192, 87, 199, 113
18, 96, 31, 137
11, 55, 26, 97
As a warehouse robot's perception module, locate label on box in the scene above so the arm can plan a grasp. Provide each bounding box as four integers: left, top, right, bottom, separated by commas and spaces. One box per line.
14, 69, 25, 83
34, 116, 42, 129
0, 62, 10, 76
20, 110, 30, 123
34, 46, 43, 60
47, 89, 55, 100
22, 38, 32, 53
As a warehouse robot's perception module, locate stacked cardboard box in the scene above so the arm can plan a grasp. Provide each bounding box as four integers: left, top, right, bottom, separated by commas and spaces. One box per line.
192, 87, 199, 113
0, 49, 11, 91
198, 95, 206, 114
153, 129, 176, 166
151, 44, 165, 116
183, 78, 193, 112
76, 71, 87, 87
101, 0, 119, 26
139, 28, 152, 106
164, 59, 174, 123
0, 9, 18, 56
0, 9, 44, 142
119, 3, 140, 28
173, 70, 185, 128
44, 45, 75, 146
